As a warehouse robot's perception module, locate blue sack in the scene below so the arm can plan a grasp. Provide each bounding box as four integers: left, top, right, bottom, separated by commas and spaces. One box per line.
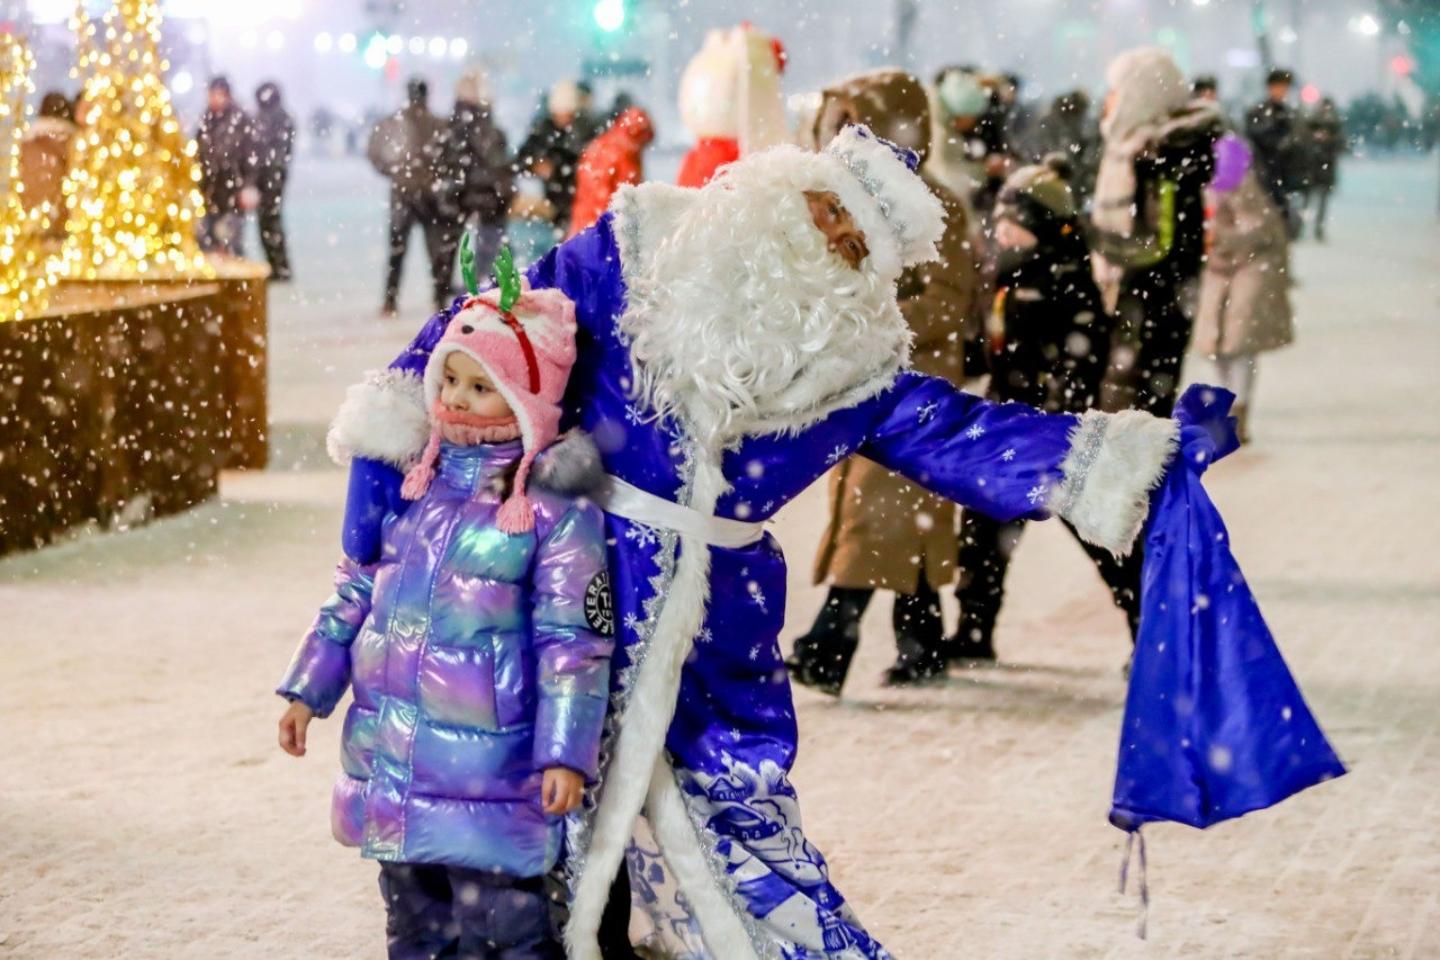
1111, 385, 1346, 832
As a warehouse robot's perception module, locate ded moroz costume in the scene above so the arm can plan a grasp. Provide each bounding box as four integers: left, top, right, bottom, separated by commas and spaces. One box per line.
328, 126, 1343, 959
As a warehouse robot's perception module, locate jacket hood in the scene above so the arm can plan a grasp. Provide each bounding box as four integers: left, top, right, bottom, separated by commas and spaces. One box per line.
813, 68, 932, 165
1101, 46, 1189, 144
611, 106, 654, 146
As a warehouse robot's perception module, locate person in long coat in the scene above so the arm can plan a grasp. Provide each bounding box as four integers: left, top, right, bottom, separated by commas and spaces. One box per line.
251, 81, 296, 279
196, 76, 255, 256
436, 68, 515, 290
18, 92, 76, 241
1190, 134, 1294, 443
788, 68, 983, 691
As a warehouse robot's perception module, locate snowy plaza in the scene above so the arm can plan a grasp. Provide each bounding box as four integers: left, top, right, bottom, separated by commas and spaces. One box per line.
2, 150, 1437, 957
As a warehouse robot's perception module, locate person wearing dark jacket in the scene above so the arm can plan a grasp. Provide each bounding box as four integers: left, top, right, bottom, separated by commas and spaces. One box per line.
252, 81, 295, 279
1091, 48, 1222, 419
436, 68, 514, 292
1085, 47, 1222, 642
1034, 89, 1099, 205
1305, 97, 1344, 241
950, 156, 1111, 661
1245, 69, 1302, 235
515, 81, 584, 236
369, 77, 451, 314
196, 76, 255, 256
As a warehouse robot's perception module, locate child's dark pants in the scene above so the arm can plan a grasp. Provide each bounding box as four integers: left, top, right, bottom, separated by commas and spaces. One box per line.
378, 862, 562, 960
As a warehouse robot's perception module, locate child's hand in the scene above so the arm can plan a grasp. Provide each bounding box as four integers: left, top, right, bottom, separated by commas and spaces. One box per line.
541, 768, 584, 815
278, 701, 315, 757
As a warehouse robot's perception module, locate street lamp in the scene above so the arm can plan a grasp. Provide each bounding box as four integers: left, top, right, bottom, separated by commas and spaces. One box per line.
594, 0, 625, 34
1349, 13, 1381, 37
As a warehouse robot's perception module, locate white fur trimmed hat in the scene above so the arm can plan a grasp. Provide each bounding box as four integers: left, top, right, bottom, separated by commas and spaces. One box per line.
819, 123, 946, 278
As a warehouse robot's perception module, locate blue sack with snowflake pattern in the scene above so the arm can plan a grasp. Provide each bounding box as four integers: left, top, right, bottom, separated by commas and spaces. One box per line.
1110, 386, 1346, 832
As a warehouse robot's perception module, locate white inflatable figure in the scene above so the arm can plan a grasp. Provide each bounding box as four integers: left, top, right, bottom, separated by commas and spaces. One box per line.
676, 23, 787, 188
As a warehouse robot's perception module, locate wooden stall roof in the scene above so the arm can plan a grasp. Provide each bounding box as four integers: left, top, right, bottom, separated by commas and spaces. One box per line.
33, 281, 222, 320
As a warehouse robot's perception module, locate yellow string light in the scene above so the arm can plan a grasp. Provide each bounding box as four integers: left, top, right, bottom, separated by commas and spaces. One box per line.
0, 36, 57, 323
62, 0, 210, 280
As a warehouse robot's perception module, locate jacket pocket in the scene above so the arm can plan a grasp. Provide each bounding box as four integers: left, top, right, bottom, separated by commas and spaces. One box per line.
417, 644, 499, 730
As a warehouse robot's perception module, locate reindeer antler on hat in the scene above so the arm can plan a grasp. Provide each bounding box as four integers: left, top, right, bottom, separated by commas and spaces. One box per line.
401, 238, 578, 535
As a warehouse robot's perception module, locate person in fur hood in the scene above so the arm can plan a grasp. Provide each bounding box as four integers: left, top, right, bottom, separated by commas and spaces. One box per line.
278, 270, 614, 959
1090, 46, 1224, 419
326, 124, 1335, 959
793, 68, 983, 693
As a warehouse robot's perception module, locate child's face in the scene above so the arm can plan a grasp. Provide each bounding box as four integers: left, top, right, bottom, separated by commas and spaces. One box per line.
994, 218, 1038, 251
440, 352, 514, 419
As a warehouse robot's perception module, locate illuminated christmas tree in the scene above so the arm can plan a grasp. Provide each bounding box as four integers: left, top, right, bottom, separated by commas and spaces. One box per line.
0, 35, 56, 322
63, 0, 210, 280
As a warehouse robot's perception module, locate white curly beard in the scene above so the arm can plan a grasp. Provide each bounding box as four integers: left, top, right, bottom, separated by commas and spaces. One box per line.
616, 147, 912, 448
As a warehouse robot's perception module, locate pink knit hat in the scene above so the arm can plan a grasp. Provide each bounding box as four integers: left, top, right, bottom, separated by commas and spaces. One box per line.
400, 286, 578, 534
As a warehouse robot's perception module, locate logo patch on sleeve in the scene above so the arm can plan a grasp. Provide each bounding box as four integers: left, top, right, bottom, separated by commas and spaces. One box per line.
584, 571, 615, 636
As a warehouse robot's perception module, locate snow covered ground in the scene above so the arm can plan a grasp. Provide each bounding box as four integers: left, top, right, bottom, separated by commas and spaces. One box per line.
2, 155, 1438, 958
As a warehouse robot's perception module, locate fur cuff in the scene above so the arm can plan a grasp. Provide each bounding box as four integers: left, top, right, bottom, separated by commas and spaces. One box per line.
326, 369, 429, 469
1050, 409, 1179, 557
532, 429, 604, 495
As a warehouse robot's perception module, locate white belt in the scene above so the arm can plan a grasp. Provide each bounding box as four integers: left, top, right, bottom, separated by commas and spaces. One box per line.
595, 474, 767, 548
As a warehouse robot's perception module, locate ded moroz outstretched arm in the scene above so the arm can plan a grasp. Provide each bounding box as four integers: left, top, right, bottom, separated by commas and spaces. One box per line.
859, 371, 1178, 556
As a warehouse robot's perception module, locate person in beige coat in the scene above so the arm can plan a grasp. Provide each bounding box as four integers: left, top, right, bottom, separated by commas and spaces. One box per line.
19, 93, 76, 242
1190, 133, 1294, 442
787, 68, 982, 693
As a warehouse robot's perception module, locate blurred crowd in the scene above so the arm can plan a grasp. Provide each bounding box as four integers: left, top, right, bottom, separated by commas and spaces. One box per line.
362, 72, 652, 315
789, 56, 1353, 689
787, 55, 1327, 688
12, 31, 1434, 692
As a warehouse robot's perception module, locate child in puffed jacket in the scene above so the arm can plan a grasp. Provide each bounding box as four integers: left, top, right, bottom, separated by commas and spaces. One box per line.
275, 279, 614, 960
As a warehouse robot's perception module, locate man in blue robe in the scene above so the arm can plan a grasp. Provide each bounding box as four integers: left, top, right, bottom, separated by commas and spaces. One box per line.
326, 126, 1339, 959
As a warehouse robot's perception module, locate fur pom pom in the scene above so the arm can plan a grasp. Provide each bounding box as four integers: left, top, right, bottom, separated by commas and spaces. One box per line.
327, 369, 429, 469
531, 430, 604, 495
496, 494, 536, 534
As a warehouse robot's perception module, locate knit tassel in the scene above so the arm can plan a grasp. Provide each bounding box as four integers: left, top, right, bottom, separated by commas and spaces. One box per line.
401, 430, 443, 500
496, 493, 536, 534
495, 451, 537, 534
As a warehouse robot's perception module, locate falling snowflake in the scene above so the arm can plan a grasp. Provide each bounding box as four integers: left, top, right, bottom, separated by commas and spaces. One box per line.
623, 612, 640, 632
748, 645, 762, 661
965, 423, 986, 440
1026, 484, 1049, 506
747, 581, 768, 612
730, 727, 743, 741
762, 500, 775, 514
624, 403, 646, 426
825, 444, 849, 465
695, 627, 714, 645
916, 401, 939, 424
1001, 448, 1016, 462
624, 524, 659, 548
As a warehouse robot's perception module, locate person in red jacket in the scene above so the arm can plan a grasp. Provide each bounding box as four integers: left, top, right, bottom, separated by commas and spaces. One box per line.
567, 106, 655, 238
674, 24, 787, 189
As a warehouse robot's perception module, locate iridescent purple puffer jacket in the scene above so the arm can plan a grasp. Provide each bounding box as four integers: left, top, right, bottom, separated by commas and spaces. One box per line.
277, 438, 613, 878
